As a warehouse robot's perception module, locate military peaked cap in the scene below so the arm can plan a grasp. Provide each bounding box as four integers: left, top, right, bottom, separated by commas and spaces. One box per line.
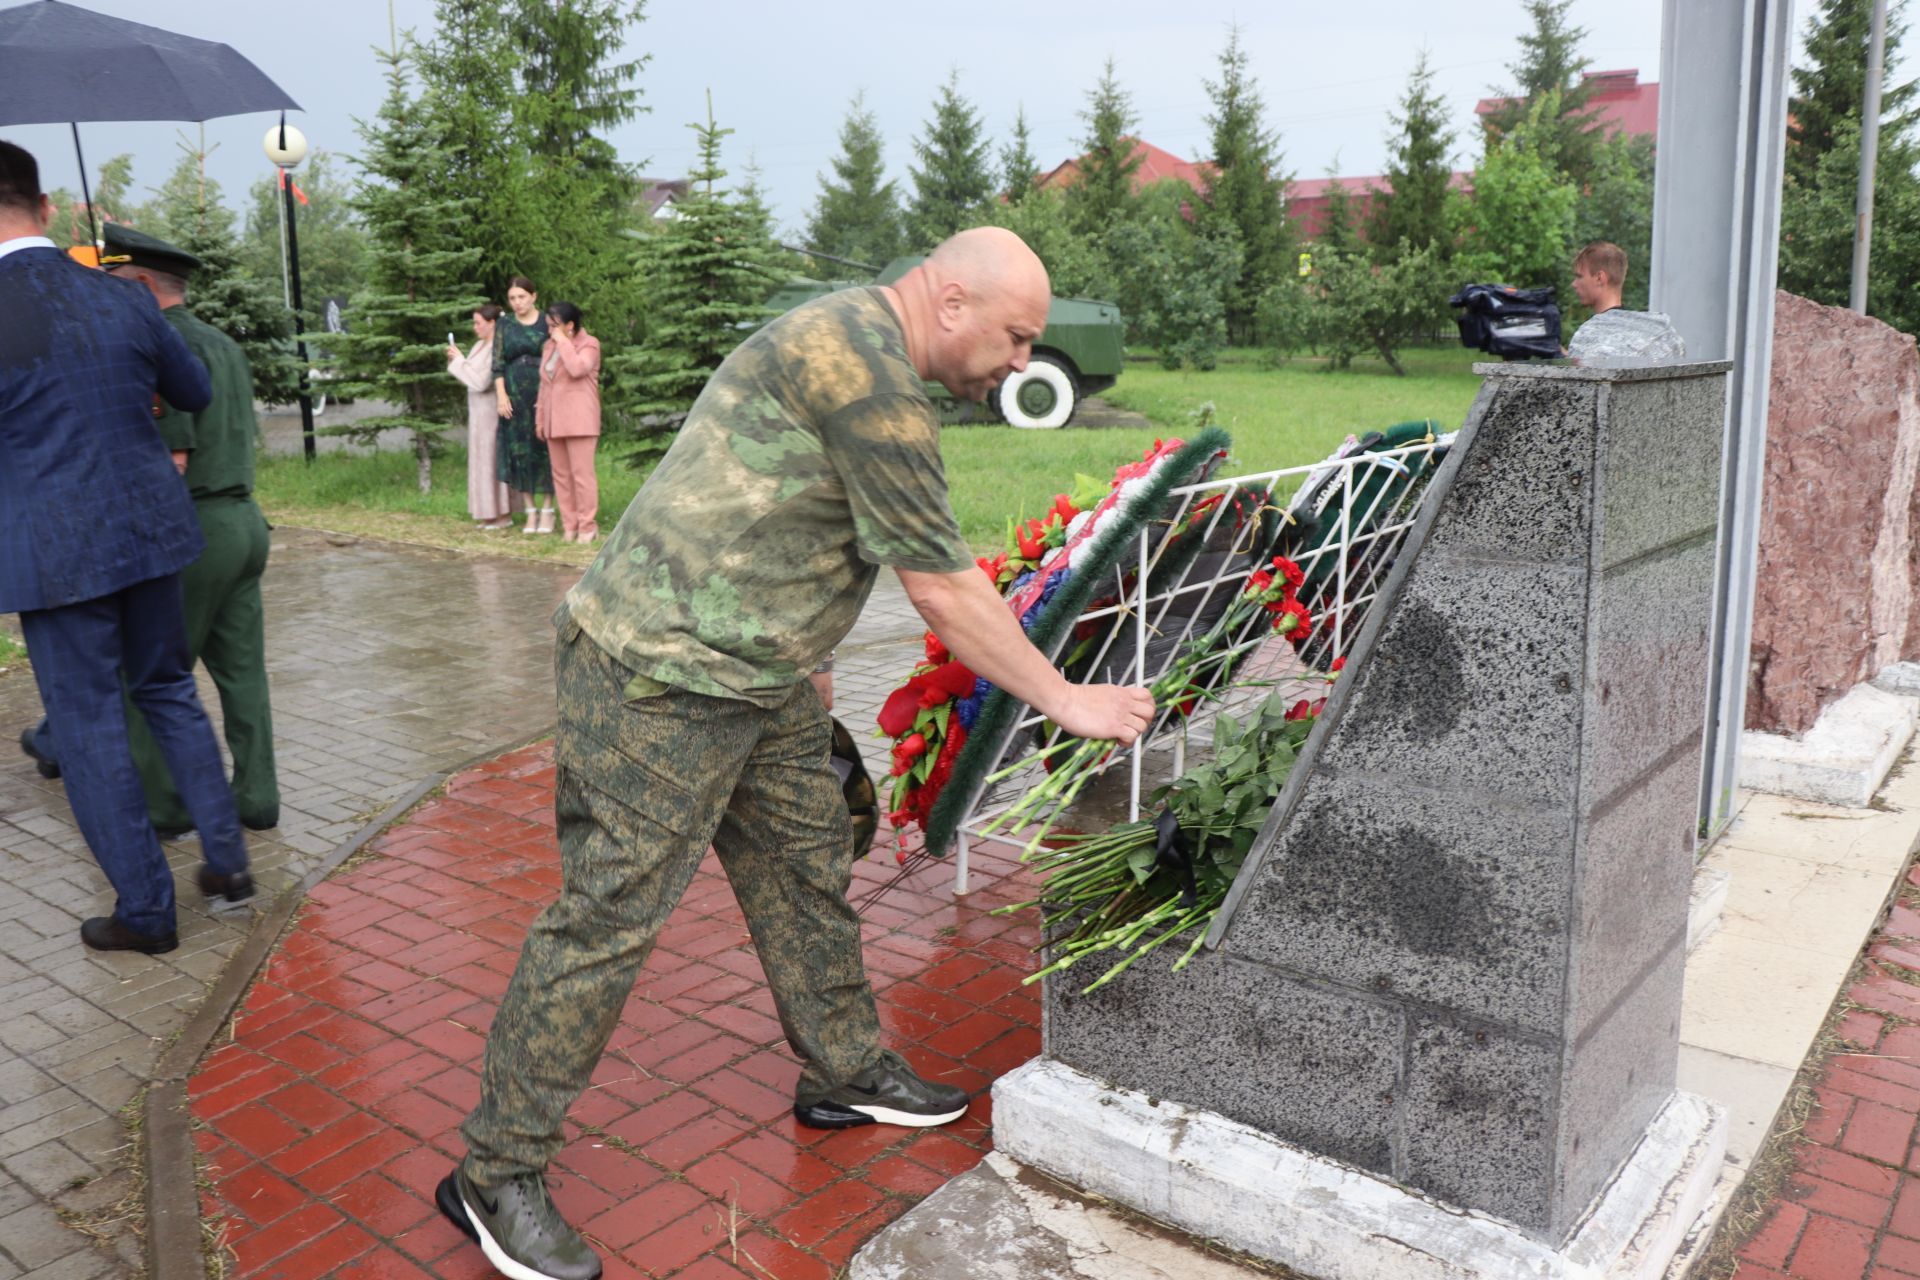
100, 222, 201, 279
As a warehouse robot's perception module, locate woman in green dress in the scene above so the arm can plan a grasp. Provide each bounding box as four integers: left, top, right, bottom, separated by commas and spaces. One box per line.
492, 276, 554, 533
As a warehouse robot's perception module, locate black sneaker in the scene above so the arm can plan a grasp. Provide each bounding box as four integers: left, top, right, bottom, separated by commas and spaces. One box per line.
436, 1165, 601, 1280
793, 1049, 971, 1129
19, 728, 58, 779
196, 865, 255, 909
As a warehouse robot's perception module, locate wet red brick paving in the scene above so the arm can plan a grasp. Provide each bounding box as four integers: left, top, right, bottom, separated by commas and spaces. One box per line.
187, 741, 1043, 1280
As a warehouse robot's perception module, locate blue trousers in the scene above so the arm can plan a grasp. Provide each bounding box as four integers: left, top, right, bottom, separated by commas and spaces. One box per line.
19, 572, 247, 936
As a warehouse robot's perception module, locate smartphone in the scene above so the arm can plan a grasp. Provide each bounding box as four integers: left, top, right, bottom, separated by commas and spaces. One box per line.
446, 332, 456, 347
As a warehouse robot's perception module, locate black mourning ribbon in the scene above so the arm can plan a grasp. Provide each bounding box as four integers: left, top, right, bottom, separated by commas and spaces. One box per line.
1153, 807, 1200, 909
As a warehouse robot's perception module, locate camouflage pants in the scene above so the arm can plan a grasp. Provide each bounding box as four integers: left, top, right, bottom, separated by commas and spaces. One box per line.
460, 622, 881, 1185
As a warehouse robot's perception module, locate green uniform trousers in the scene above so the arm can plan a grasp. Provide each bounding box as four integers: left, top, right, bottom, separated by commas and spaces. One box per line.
461, 620, 882, 1185
129, 497, 278, 830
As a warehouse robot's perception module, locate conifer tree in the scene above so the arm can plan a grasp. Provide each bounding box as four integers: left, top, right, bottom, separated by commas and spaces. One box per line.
806, 92, 904, 266
1374, 50, 1457, 263
1200, 24, 1292, 342
1780, 0, 1920, 333
411, 0, 520, 296
332, 46, 485, 493
608, 94, 784, 460
1787, 0, 1916, 186
143, 139, 300, 405
1482, 0, 1602, 184
907, 71, 994, 247
1066, 59, 1143, 235
505, 0, 650, 169
1000, 105, 1039, 204
1314, 166, 1363, 258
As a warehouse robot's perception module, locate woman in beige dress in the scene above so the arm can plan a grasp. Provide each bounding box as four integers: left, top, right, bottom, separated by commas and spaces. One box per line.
447, 304, 514, 529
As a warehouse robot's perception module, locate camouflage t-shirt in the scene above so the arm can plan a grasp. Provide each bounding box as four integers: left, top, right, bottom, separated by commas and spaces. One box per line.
562, 287, 974, 707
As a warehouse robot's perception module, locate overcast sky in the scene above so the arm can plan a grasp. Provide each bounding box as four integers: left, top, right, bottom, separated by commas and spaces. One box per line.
0, 0, 1848, 239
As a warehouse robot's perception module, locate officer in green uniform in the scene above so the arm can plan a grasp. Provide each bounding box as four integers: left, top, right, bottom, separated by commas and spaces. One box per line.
438, 228, 1157, 1280
40, 225, 281, 842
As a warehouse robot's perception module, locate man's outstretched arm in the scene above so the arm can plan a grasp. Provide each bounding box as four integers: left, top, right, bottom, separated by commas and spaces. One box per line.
896, 566, 1155, 744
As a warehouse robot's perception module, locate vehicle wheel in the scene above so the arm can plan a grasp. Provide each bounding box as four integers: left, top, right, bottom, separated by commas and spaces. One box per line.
997, 355, 1077, 429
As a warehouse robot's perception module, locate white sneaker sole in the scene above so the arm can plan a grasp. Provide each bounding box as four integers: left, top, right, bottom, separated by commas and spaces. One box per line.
849, 1103, 968, 1127
461, 1190, 585, 1280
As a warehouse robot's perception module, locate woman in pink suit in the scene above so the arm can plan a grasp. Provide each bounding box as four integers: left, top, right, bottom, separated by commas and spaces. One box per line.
447, 304, 514, 529
535, 301, 603, 544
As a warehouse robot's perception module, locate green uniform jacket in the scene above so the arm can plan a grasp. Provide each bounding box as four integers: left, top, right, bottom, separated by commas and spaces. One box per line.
155, 306, 255, 500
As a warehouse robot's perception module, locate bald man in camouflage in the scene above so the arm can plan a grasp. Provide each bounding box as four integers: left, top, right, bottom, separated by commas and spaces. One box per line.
438, 228, 1155, 1280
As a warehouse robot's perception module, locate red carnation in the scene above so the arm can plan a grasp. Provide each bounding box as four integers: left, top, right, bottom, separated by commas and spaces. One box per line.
1285, 699, 1313, 721
1274, 598, 1314, 641
924, 632, 950, 664
1272, 555, 1306, 592
1245, 569, 1274, 597
1330, 656, 1346, 674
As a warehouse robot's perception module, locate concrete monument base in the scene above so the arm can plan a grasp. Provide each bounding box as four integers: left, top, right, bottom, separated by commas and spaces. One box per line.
919, 1059, 1729, 1280
1739, 681, 1919, 807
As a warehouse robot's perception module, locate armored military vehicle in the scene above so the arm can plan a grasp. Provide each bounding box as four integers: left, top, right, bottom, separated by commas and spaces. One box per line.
763, 251, 1125, 429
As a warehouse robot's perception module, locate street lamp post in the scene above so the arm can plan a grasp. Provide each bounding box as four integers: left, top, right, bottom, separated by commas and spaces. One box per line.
264, 116, 315, 462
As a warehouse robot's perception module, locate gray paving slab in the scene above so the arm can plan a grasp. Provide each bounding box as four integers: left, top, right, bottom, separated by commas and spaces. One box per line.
0, 526, 927, 1274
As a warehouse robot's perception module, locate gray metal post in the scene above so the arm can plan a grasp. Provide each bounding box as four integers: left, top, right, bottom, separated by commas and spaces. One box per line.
1648, 0, 1793, 838
1853, 0, 1890, 312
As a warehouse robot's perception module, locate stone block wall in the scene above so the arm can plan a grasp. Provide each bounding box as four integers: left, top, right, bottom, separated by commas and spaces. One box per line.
1043, 362, 1728, 1242
1748, 291, 1920, 734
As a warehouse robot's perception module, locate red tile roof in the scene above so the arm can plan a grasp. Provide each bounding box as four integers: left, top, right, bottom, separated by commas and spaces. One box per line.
1475, 69, 1660, 139
1034, 137, 1216, 194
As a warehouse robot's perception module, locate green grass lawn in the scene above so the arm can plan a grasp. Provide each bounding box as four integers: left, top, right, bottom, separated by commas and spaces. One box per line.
944, 346, 1483, 545
254, 346, 1486, 557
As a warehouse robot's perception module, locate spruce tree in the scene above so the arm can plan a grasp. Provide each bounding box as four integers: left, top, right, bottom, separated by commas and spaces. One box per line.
92, 154, 138, 225
1786, 0, 1916, 186
1482, 0, 1602, 185
1374, 50, 1458, 263
332, 46, 485, 493
505, 0, 649, 169
411, 0, 521, 297
1200, 24, 1293, 343
907, 71, 994, 247
806, 92, 904, 267
1066, 58, 1143, 235
1314, 166, 1363, 258
143, 139, 300, 405
608, 94, 784, 460
1780, 0, 1920, 333
1000, 106, 1039, 204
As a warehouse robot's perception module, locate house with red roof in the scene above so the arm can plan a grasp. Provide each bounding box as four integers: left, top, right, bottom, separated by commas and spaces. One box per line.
1284, 173, 1477, 241
1033, 137, 1216, 196
1475, 68, 1661, 140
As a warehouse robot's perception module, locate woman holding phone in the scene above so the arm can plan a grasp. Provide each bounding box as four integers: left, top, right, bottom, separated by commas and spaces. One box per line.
492, 277, 554, 534
447, 305, 513, 529
535, 301, 602, 544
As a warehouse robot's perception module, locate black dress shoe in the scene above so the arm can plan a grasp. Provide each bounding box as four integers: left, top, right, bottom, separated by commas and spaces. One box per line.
241, 811, 279, 832
80, 917, 178, 954
196, 865, 255, 907
19, 728, 59, 779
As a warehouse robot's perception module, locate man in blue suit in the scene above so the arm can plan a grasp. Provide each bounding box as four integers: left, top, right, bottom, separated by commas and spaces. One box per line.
0, 140, 252, 954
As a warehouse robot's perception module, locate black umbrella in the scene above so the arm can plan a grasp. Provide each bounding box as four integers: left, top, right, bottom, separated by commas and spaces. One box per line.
0, 0, 299, 245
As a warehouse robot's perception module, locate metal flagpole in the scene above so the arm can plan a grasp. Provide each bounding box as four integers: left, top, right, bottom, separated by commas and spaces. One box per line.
1851, 0, 1890, 313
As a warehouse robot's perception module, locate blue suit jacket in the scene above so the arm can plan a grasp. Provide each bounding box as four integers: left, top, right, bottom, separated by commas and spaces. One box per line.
0, 245, 213, 613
